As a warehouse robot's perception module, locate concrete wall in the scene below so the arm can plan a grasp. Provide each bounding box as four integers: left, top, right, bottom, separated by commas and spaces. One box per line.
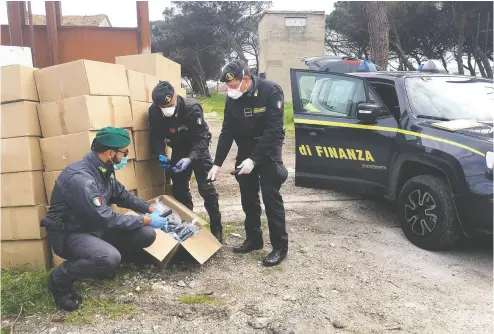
258, 11, 325, 101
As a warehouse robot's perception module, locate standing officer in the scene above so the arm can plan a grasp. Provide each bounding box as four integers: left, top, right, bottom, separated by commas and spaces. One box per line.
42, 127, 168, 311
207, 60, 289, 267
149, 81, 223, 242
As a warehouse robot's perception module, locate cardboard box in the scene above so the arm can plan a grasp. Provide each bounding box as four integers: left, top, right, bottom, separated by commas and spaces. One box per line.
34, 60, 130, 103
1, 137, 43, 173
126, 70, 159, 102
1, 239, 51, 269
1, 65, 39, 103
177, 87, 187, 97
130, 101, 152, 131
115, 160, 137, 191
116, 54, 181, 90
37, 96, 133, 138
133, 131, 153, 161
136, 185, 166, 201
40, 130, 135, 172
43, 170, 61, 204
126, 195, 218, 267
134, 160, 165, 189
1, 171, 46, 207
1, 205, 47, 240
1, 101, 42, 138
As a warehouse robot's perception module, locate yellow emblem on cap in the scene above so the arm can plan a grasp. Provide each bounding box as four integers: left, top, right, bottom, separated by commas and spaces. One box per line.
165, 95, 172, 103
225, 72, 234, 81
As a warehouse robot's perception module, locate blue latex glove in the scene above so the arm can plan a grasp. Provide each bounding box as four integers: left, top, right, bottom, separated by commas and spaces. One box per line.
159, 155, 169, 169
172, 158, 192, 173
147, 211, 168, 229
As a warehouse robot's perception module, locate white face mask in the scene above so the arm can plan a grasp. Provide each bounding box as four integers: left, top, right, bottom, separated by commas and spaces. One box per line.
227, 78, 245, 100
161, 106, 176, 117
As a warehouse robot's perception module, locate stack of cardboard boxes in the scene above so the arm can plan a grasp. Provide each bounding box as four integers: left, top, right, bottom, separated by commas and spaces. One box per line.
33, 60, 138, 214
1, 65, 51, 269
1, 54, 202, 270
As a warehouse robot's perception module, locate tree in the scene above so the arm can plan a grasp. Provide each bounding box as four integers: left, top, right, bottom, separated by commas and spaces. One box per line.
365, 1, 390, 69
151, 1, 271, 95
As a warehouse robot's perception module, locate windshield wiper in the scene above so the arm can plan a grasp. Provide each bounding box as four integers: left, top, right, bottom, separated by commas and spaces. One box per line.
416, 115, 450, 121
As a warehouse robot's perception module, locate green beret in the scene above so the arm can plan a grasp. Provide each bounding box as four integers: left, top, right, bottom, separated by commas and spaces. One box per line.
95, 127, 130, 148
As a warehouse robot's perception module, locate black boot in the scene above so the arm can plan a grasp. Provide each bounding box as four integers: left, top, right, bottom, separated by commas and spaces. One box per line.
262, 246, 288, 267
48, 272, 81, 312
212, 229, 223, 244
233, 238, 263, 253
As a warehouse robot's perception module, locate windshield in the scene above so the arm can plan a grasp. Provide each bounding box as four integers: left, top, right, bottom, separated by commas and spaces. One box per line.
405, 76, 494, 122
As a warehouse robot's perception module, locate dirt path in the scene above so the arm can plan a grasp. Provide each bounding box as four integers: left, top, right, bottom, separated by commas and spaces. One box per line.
12, 113, 493, 334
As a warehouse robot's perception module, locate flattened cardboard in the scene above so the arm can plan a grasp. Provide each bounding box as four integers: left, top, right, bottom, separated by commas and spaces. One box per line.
34, 59, 130, 103
134, 160, 165, 189
1, 137, 43, 173
1, 101, 42, 138
43, 170, 61, 204
1, 239, 51, 269
37, 95, 133, 138
133, 130, 153, 161
1, 171, 47, 207
126, 70, 159, 102
1, 205, 47, 240
130, 101, 152, 131
125, 195, 221, 267
116, 54, 181, 90
39, 129, 135, 172
1, 65, 39, 103
115, 161, 137, 191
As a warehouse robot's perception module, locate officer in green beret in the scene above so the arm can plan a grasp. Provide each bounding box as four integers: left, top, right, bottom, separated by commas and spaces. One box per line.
41, 127, 168, 312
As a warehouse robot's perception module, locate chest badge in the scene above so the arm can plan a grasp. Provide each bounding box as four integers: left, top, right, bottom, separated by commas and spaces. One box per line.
92, 197, 102, 207
170, 128, 176, 134
244, 108, 253, 117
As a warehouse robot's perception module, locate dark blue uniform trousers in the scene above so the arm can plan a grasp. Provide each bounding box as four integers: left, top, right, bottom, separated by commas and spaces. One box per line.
50, 226, 156, 286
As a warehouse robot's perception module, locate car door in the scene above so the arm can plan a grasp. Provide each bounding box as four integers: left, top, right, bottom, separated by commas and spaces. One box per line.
290, 69, 398, 195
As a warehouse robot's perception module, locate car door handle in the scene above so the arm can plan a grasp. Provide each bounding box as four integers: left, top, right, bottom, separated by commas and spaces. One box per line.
299, 126, 325, 133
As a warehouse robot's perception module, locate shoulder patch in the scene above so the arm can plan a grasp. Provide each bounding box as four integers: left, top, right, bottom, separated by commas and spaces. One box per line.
277, 101, 283, 109
92, 196, 102, 207
197, 117, 203, 125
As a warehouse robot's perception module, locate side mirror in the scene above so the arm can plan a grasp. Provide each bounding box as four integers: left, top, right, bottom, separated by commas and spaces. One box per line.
357, 103, 380, 124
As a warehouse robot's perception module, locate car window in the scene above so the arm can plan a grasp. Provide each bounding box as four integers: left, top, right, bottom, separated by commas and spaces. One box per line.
296, 72, 368, 118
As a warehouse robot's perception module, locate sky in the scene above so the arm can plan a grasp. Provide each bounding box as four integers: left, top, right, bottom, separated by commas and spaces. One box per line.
0, 0, 336, 27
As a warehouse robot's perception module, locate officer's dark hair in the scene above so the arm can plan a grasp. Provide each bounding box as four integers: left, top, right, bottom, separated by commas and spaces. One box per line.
91, 139, 118, 153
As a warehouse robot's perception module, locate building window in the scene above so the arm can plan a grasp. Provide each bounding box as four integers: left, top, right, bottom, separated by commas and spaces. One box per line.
285, 17, 307, 27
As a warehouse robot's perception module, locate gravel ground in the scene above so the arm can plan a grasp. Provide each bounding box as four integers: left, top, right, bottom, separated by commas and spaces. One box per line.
11, 113, 493, 334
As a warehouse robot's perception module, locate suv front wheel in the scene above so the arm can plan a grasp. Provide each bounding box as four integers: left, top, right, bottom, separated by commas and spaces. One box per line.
398, 175, 460, 250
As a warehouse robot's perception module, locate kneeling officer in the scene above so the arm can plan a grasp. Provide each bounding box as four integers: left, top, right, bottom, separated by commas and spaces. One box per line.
42, 127, 168, 311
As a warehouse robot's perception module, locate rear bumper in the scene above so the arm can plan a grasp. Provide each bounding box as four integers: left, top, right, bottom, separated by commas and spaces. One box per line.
455, 176, 493, 234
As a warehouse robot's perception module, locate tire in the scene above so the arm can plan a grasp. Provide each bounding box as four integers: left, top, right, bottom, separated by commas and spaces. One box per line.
397, 174, 460, 250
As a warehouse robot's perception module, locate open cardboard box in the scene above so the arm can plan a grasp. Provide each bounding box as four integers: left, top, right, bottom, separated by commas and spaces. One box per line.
125, 195, 219, 268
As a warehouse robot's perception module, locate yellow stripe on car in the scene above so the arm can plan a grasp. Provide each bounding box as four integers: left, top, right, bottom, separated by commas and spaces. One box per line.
294, 118, 486, 157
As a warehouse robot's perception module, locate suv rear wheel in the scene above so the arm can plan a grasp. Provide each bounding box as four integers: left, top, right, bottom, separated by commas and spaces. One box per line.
398, 175, 460, 250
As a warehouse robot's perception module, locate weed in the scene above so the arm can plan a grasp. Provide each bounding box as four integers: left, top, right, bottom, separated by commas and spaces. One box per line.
178, 294, 219, 306
251, 250, 268, 262
65, 299, 138, 325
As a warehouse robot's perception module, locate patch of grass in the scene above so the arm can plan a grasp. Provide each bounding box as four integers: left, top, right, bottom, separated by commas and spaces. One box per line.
178, 294, 219, 306
199, 213, 210, 224
1, 269, 55, 317
223, 225, 238, 235
197, 93, 227, 117
65, 299, 138, 325
196, 93, 295, 137
139, 284, 153, 293
1, 268, 138, 325
1, 326, 11, 334
251, 250, 268, 262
